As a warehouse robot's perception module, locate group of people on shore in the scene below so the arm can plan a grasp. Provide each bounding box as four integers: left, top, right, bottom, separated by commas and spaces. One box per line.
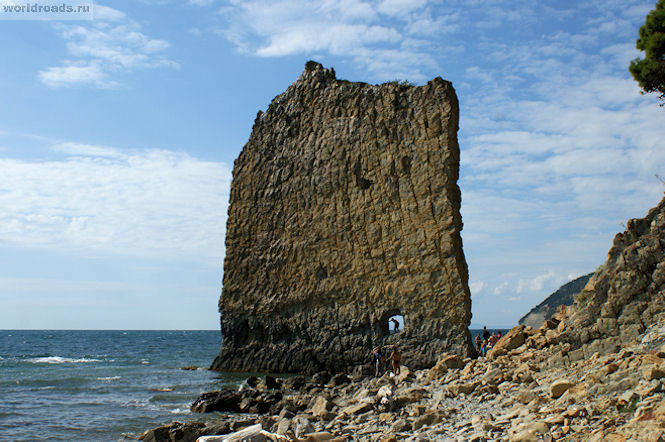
372, 345, 401, 377
371, 326, 500, 377
475, 326, 502, 356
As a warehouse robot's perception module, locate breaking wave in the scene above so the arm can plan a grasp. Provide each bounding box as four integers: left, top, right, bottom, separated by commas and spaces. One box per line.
27, 356, 101, 364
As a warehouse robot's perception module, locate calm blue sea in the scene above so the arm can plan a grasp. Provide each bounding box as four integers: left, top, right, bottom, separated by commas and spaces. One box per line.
0, 330, 249, 442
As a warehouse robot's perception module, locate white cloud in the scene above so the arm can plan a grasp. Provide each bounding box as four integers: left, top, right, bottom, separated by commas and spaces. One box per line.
517, 270, 559, 294
469, 280, 485, 295
377, 0, 427, 16
52, 142, 125, 158
218, 0, 444, 80
38, 62, 118, 89
39, 4, 178, 88
0, 145, 231, 264
493, 282, 508, 296
188, 0, 215, 5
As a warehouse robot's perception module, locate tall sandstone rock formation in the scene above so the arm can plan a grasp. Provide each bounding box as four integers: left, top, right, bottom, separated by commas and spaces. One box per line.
561, 196, 665, 355
211, 62, 474, 374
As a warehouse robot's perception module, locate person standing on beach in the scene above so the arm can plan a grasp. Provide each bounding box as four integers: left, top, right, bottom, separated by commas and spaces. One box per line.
475, 333, 482, 353
373, 346, 384, 377
482, 326, 490, 341
489, 332, 499, 348
389, 347, 401, 375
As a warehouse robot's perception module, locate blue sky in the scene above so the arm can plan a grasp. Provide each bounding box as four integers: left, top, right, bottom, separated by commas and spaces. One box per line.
1, 0, 664, 329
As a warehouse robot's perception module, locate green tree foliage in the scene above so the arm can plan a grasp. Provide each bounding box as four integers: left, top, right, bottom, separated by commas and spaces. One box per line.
629, 0, 665, 104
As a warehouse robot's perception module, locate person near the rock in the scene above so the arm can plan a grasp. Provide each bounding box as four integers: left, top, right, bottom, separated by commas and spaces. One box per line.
481, 339, 488, 357
475, 333, 482, 353
482, 326, 490, 341
389, 347, 401, 375
390, 317, 400, 333
373, 346, 384, 377
488, 332, 499, 347
497, 330, 502, 339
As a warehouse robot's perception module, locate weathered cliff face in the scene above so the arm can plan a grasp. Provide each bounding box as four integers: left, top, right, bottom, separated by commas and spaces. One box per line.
211, 62, 474, 374
564, 196, 665, 351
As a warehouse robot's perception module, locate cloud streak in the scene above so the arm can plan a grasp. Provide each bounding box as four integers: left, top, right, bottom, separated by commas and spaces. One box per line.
217, 0, 452, 80
0, 144, 231, 264
38, 4, 178, 88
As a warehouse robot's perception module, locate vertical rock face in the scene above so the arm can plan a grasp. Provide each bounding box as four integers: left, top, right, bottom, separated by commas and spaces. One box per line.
211, 62, 474, 374
567, 196, 665, 346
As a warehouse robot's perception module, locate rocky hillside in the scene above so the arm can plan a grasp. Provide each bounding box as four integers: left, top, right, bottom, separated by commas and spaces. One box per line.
212, 61, 474, 374
518, 273, 593, 328
560, 196, 665, 357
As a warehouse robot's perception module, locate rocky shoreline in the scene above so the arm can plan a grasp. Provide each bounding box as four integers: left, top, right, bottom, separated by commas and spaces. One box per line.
139, 308, 665, 441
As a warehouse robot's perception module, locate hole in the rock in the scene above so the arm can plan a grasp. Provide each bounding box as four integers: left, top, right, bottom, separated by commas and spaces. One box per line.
388, 314, 404, 334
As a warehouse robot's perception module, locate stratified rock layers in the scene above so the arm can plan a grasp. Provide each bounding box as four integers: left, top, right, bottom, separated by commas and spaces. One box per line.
566, 196, 665, 347
211, 62, 474, 374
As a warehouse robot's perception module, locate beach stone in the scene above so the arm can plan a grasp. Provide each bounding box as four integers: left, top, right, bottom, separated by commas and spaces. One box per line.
412, 411, 439, 430
328, 373, 350, 387
375, 385, 395, 412
263, 375, 280, 390
440, 354, 465, 369
276, 418, 291, 435
617, 390, 638, 409
312, 372, 331, 385
294, 417, 315, 438
391, 418, 412, 432
643, 366, 665, 381
550, 380, 574, 399
312, 396, 334, 417
301, 432, 337, 441
211, 61, 475, 375
190, 389, 242, 413
447, 381, 478, 396
395, 367, 415, 384
517, 389, 537, 404
140, 421, 206, 442
278, 405, 297, 420
282, 375, 307, 391
484, 367, 504, 385
427, 359, 449, 380
339, 402, 373, 416
488, 325, 527, 360
201, 423, 265, 442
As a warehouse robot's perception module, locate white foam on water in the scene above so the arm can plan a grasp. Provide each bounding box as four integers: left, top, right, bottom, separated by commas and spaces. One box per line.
141, 360, 150, 365
169, 408, 189, 414
27, 356, 101, 364
97, 376, 121, 382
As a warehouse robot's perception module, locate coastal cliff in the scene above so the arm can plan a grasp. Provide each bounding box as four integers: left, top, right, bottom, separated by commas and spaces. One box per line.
211, 62, 474, 374
560, 195, 665, 356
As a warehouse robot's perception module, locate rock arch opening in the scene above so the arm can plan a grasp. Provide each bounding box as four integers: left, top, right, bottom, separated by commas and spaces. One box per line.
389, 314, 404, 335
376, 309, 403, 338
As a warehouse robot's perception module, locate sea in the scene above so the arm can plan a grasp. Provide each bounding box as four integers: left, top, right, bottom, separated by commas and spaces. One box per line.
0, 328, 507, 441
0, 330, 250, 442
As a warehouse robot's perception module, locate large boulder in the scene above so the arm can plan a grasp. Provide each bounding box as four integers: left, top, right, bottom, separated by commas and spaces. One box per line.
487, 325, 527, 359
